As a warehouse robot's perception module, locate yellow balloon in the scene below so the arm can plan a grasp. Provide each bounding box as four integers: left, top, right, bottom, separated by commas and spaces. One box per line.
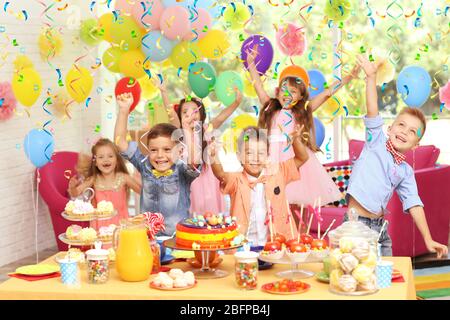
242, 72, 257, 98
14, 55, 34, 70
12, 68, 42, 107
65, 66, 94, 103
321, 96, 343, 116
110, 15, 142, 51
198, 29, 230, 59
223, 3, 251, 31
119, 49, 146, 79
148, 102, 170, 127
102, 47, 122, 73
170, 41, 202, 70
232, 113, 258, 130
38, 28, 63, 61
220, 128, 239, 153
98, 13, 114, 43
138, 76, 158, 100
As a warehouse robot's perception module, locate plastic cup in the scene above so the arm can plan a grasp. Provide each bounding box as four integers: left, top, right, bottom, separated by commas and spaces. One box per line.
58, 258, 80, 287
376, 260, 393, 289
322, 256, 331, 275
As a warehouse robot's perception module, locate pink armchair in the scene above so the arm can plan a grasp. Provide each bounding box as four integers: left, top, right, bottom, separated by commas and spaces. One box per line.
308, 140, 449, 257
38, 151, 88, 251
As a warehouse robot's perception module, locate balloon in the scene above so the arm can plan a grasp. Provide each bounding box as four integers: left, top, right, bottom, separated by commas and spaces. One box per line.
221, 127, 239, 153
314, 117, 325, 147
102, 47, 122, 73
133, 0, 164, 30
276, 23, 307, 57
114, 0, 135, 14
98, 13, 114, 42
65, 66, 93, 103
197, 29, 230, 59
322, 96, 342, 116
14, 55, 34, 70
241, 35, 274, 75
324, 0, 351, 22
159, 6, 191, 40
194, 0, 222, 19
12, 68, 42, 107
138, 76, 159, 100
188, 62, 216, 98
49, 89, 72, 119
232, 113, 257, 129
119, 49, 147, 79
396, 66, 431, 107
38, 28, 63, 61
110, 15, 142, 51
24, 129, 55, 168
215, 71, 244, 106
183, 8, 212, 41
170, 41, 201, 70
242, 72, 257, 98
142, 31, 177, 62
223, 2, 251, 30
439, 80, 450, 110
308, 69, 326, 98
115, 77, 142, 113
80, 18, 102, 46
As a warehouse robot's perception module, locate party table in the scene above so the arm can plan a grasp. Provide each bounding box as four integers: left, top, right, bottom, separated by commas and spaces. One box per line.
0, 255, 415, 300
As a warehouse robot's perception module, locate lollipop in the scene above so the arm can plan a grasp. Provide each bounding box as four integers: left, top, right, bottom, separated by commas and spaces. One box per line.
142, 212, 166, 240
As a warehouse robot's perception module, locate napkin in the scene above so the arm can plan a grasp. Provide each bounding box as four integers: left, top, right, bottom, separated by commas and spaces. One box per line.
8, 272, 61, 282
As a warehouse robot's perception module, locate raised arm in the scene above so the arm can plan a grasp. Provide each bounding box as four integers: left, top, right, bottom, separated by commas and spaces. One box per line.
290, 125, 309, 169
210, 88, 242, 129
124, 173, 142, 194
68, 176, 94, 198
245, 45, 271, 106
208, 139, 227, 183
114, 93, 133, 152
309, 64, 360, 112
357, 54, 379, 118
152, 74, 180, 127
183, 124, 203, 169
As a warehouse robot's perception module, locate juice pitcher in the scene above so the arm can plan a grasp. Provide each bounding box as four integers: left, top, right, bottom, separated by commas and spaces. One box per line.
113, 216, 153, 282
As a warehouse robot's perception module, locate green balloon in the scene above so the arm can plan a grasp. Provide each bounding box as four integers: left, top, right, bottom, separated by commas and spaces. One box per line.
188, 62, 217, 98
102, 47, 122, 73
110, 15, 142, 51
215, 71, 244, 106
80, 18, 102, 46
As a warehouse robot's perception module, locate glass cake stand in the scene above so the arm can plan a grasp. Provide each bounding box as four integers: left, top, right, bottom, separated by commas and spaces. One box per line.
163, 239, 243, 279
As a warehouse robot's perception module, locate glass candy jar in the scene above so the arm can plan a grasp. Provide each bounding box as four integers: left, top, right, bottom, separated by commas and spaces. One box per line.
150, 240, 161, 273
234, 251, 259, 290
327, 210, 379, 296
86, 242, 110, 284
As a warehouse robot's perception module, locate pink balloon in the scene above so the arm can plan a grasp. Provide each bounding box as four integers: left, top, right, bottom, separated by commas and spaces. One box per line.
133, 0, 165, 30
183, 8, 212, 41
276, 23, 307, 56
114, 0, 135, 15
159, 6, 191, 40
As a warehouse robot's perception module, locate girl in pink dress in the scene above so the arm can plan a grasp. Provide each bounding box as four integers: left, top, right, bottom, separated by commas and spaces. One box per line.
155, 77, 243, 215
68, 139, 141, 228
245, 48, 360, 207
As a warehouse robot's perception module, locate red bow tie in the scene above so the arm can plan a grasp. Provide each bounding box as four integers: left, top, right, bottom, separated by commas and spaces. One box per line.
386, 139, 406, 165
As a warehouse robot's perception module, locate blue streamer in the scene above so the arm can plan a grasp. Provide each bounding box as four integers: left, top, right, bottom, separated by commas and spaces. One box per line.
89, 1, 96, 12
85, 97, 91, 108
3, 2, 9, 12
343, 106, 349, 117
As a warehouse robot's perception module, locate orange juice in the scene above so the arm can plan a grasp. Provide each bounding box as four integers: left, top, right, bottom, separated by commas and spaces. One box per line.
115, 228, 153, 282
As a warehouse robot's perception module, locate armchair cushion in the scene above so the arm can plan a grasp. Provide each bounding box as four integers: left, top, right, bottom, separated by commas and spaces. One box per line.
324, 165, 352, 207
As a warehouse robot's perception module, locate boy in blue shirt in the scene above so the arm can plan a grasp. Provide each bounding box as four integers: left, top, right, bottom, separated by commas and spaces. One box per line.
345, 55, 448, 257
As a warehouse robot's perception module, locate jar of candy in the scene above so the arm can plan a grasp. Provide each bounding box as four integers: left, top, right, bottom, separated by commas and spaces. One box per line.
150, 240, 161, 273
234, 251, 259, 290
86, 242, 110, 284
327, 209, 379, 296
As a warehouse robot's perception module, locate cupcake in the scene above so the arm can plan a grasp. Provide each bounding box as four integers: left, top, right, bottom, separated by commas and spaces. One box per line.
96, 200, 114, 216
78, 227, 97, 243
71, 199, 95, 217
65, 200, 75, 215
98, 224, 116, 242
66, 225, 82, 240
338, 275, 358, 292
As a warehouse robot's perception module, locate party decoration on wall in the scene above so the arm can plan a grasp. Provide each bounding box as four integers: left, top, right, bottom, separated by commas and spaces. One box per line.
12, 56, 42, 107
396, 65, 431, 107
324, 0, 352, 22
188, 62, 217, 98
102, 47, 122, 73
138, 76, 159, 100
98, 13, 114, 43
38, 28, 63, 61
241, 35, 274, 75
80, 18, 102, 46
115, 77, 142, 113
169, 41, 201, 70
276, 23, 307, 57
24, 128, 55, 168
376, 57, 396, 86
0, 81, 16, 121
314, 117, 325, 147
183, 8, 212, 41
223, 2, 251, 30
308, 69, 326, 98
142, 31, 177, 62
215, 71, 244, 106
198, 29, 230, 59
133, 0, 165, 30
65, 66, 94, 103
439, 80, 450, 111
159, 6, 191, 40
119, 49, 146, 79
49, 89, 72, 119
110, 15, 143, 51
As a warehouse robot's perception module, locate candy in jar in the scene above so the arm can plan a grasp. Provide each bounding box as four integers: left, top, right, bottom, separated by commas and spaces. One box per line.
86, 242, 110, 284
150, 240, 161, 273
234, 251, 259, 290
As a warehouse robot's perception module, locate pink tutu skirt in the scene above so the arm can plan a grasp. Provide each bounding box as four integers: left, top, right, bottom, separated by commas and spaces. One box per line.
190, 165, 226, 214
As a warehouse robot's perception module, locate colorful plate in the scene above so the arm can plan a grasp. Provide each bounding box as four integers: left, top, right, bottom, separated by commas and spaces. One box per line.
315, 271, 330, 283
15, 264, 60, 276
392, 269, 402, 280
150, 280, 197, 291
261, 282, 310, 295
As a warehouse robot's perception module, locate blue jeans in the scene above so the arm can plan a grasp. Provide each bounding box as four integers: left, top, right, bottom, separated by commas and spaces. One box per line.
343, 213, 392, 256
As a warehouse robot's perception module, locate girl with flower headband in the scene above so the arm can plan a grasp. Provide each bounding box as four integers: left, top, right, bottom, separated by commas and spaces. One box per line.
154, 76, 243, 215
245, 48, 360, 207
68, 138, 141, 228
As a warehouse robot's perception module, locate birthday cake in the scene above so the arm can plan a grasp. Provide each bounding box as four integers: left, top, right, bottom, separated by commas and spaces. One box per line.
175, 213, 245, 249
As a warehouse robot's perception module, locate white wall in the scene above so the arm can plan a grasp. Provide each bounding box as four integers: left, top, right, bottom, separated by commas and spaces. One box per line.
0, 1, 101, 266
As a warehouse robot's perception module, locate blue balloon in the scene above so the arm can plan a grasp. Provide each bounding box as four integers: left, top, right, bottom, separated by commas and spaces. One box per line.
142, 31, 177, 62
396, 65, 431, 108
314, 117, 325, 147
162, 0, 222, 19
308, 69, 326, 99
24, 129, 55, 168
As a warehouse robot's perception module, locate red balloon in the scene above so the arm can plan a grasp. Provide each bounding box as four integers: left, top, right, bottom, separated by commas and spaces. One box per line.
114, 77, 141, 113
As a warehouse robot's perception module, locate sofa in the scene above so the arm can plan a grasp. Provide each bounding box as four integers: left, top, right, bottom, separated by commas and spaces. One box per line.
307, 139, 450, 257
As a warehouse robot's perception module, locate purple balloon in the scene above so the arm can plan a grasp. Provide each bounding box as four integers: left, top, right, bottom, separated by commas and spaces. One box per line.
241, 35, 274, 75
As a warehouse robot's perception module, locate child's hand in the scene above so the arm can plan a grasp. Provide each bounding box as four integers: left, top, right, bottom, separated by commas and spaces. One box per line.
207, 138, 220, 159
356, 54, 380, 78
290, 124, 305, 142
425, 239, 449, 259
116, 92, 134, 112
233, 87, 243, 105
68, 175, 80, 190
151, 73, 166, 92
245, 44, 258, 66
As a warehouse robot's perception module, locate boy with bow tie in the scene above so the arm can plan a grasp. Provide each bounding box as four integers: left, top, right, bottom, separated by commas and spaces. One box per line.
345, 55, 448, 258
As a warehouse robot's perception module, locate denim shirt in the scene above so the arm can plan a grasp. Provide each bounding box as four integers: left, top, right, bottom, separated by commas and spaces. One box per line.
121, 142, 201, 236
346, 115, 423, 215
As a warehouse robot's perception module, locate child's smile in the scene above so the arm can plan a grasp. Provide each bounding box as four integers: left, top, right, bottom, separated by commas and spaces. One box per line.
148, 136, 178, 172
